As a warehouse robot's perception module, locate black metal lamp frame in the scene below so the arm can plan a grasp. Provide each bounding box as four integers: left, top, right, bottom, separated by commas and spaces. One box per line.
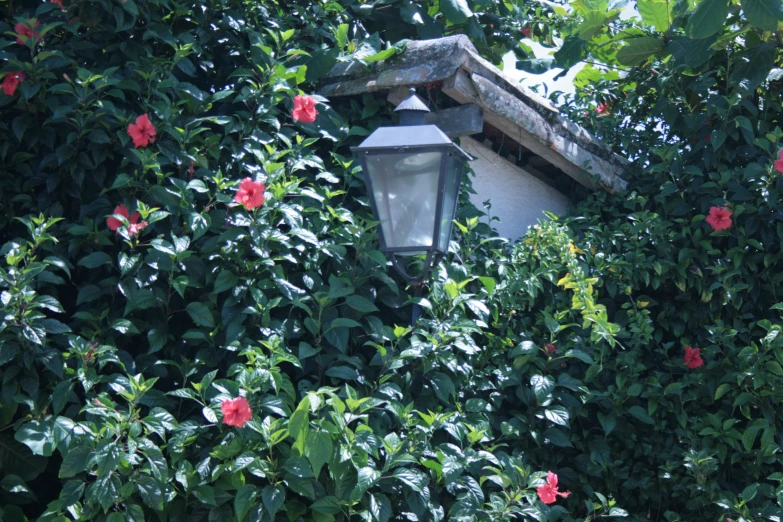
352, 88, 471, 323
356, 146, 465, 284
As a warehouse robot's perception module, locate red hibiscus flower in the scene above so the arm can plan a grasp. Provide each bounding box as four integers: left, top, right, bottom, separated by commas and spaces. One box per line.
545, 343, 557, 354
683, 346, 704, 369
705, 205, 732, 231
107, 204, 147, 236
234, 177, 265, 210
2, 72, 25, 97
127, 219, 148, 236
595, 103, 610, 117
14, 20, 40, 45
221, 397, 252, 427
773, 150, 783, 175
292, 95, 318, 124
522, 27, 531, 38
127, 114, 157, 148
537, 471, 571, 504
51, 0, 65, 8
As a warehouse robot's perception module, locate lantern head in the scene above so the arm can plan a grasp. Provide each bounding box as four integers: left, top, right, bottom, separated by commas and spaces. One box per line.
352, 88, 471, 282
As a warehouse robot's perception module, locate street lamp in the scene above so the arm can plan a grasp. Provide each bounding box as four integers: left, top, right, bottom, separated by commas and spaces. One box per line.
352, 88, 471, 283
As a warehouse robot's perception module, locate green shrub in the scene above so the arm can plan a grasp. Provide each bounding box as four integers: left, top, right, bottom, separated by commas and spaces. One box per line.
510, 0, 783, 519
2, 0, 783, 521
0, 0, 601, 521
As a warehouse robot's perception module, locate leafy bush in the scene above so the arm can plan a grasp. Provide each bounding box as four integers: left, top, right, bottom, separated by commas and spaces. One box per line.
512, 0, 783, 519
2, 0, 783, 521
0, 0, 609, 521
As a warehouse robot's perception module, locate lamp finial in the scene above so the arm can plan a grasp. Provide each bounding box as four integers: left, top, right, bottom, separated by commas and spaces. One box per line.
395, 87, 430, 126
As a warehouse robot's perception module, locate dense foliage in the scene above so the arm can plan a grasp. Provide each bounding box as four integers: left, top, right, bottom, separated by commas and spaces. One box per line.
516, 0, 783, 519
2, 0, 783, 521
0, 0, 611, 521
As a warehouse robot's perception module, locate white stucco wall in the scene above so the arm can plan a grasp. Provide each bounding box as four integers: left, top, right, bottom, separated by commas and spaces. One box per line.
461, 136, 570, 242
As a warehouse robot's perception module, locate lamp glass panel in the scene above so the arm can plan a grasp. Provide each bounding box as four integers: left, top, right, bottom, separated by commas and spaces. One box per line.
438, 154, 464, 251
365, 151, 443, 254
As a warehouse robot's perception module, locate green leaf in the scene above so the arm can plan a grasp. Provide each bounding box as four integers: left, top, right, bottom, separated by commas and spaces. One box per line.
478, 277, 496, 294
78, 252, 112, 269
283, 455, 314, 478
311, 496, 343, 515
362, 47, 398, 63
355, 466, 381, 494
344, 295, 379, 313
89, 129, 111, 144
14, 420, 55, 456
235, 485, 258, 521
742, 425, 763, 451
400, 0, 425, 24
530, 374, 555, 404
288, 404, 309, 442
0, 433, 47, 483
440, 0, 473, 24
76, 285, 102, 305
148, 328, 167, 353
543, 427, 572, 447
329, 318, 361, 329
95, 473, 121, 510
714, 383, 732, 400
111, 318, 139, 335
544, 406, 570, 427
741, 483, 759, 502
597, 412, 616, 436
767, 361, 783, 376
578, 10, 607, 39
510, 340, 537, 357
730, 43, 776, 93
186, 302, 215, 328
136, 475, 163, 509
40, 318, 71, 334
305, 430, 333, 477
213, 270, 239, 294
334, 24, 349, 48
176, 57, 196, 76
742, 0, 783, 30
59, 479, 85, 507
262, 485, 285, 518
589, 438, 611, 468
565, 348, 594, 364
554, 36, 587, 68
393, 468, 428, 492
429, 372, 456, 402
583, 0, 609, 10
51, 381, 73, 414
370, 494, 392, 522
637, 0, 671, 30
59, 446, 91, 478
668, 36, 717, 68
686, 0, 731, 39
627, 406, 655, 425
187, 212, 210, 240
616, 37, 665, 66
193, 485, 217, 506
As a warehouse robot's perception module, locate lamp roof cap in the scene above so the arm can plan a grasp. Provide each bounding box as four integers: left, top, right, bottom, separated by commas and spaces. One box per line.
394, 88, 430, 113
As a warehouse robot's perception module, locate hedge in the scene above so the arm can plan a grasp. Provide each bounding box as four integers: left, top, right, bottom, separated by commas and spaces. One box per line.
1, 0, 783, 521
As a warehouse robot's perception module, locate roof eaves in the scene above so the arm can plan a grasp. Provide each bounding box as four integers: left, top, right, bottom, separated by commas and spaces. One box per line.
319, 35, 627, 192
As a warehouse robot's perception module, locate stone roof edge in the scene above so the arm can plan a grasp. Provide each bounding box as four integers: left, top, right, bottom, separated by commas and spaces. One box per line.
318, 35, 627, 192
